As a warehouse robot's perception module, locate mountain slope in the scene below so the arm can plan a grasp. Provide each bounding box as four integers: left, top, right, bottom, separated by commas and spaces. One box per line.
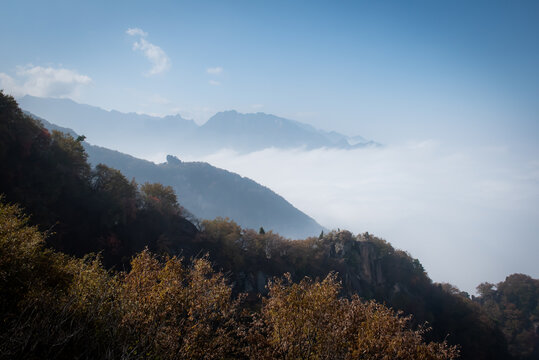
18, 95, 377, 157
1, 93, 512, 359
34, 113, 325, 239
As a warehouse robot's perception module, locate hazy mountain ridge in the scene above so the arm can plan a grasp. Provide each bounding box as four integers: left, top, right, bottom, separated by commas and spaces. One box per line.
18, 95, 378, 157
29, 112, 325, 239
199, 110, 374, 153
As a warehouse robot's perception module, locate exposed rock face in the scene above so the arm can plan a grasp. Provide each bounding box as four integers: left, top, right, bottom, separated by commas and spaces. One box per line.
228, 231, 390, 298
166, 155, 182, 166
324, 231, 385, 287
358, 242, 385, 285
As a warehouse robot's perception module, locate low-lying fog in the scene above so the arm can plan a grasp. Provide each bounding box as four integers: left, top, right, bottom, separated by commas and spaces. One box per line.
146, 141, 539, 294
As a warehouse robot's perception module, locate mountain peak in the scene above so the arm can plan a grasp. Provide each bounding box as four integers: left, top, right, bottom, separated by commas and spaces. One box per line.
18, 96, 376, 156
166, 155, 182, 166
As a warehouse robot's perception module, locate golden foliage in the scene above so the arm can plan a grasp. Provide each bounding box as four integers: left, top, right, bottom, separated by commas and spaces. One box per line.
118, 250, 241, 359
0, 199, 459, 359
247, 272, 459, 360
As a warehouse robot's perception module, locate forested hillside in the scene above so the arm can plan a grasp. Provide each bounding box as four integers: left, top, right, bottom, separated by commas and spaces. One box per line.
30, 113, 325, 239
1, 199, 461, 359
2, 91, 537, 359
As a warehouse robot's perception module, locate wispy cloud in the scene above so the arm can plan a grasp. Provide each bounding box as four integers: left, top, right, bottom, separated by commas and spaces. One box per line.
209, 80, 221, 86
206, 67, 223, 75
126, 27, 148, 37
126, 28, 170, 76
0, 65, 91, 98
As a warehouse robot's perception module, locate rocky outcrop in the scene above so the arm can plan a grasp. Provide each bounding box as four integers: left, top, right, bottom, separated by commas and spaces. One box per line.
228, 231, 390, 298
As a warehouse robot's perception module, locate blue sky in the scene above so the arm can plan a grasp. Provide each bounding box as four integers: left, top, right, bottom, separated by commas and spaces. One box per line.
2, 0, 538, 146
1, 1, 539, 291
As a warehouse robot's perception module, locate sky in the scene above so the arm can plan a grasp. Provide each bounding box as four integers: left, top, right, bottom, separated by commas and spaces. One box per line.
1, 0, 538, 292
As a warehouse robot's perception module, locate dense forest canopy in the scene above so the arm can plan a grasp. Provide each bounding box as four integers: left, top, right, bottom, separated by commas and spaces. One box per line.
0, 200, 458, 359
1, 91, 538, 359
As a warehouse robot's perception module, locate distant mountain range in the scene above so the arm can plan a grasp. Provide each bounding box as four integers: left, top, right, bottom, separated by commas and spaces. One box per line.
31, 113, 325, 239
18, 95, 378, 157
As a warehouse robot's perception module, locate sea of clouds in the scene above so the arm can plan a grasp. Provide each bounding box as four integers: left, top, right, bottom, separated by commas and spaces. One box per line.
169, 141, 539, 294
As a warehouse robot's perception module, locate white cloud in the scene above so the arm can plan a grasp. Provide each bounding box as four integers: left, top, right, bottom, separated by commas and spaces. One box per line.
251, 104, 264, 109
126, 27, 148, 37
206, 66, 223, 75
0, 73, 17, 92
127, 28, 170, 76
209, 80, 221, 86
0, 65, 91, 98
188, 143, 539, 294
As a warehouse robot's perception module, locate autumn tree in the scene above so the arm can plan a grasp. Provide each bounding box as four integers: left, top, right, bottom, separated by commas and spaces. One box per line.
119, 250, 242, 359
0, 198, 124, 359
0, 198, 241, 359
247, 272, 459, 360
140, 182, 181, 215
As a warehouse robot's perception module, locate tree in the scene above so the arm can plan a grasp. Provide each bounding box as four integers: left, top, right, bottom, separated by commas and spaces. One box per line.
91, 164, 137, 227
247, 272, 459, 360
0, 198, 124, 359
475, 274, 539, 359
119, 250, 242, 359
140, 182, 181, 215
50, 130, 91, 179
